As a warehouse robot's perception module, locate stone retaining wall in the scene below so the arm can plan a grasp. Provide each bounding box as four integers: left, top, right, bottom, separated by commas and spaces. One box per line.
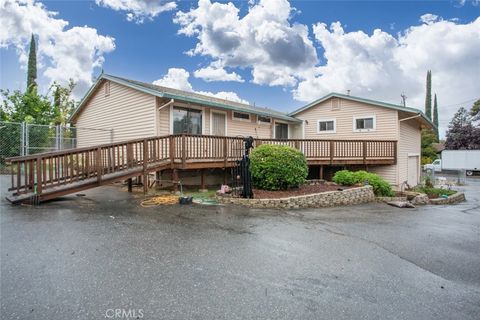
429, 192, 466, 205
216, 186, 375, 209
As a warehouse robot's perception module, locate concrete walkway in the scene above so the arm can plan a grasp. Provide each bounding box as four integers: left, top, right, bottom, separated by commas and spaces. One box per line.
1, 176, 479, 319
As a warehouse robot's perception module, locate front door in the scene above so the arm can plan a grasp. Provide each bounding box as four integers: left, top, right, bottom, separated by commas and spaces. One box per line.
275, 123, 289, 139
407, 156, 419, 186
211, 112, 226, 136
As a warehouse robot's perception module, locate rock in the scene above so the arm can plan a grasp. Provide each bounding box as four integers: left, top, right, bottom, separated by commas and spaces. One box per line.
387, 201, 416, 208
411, 194, 429, 205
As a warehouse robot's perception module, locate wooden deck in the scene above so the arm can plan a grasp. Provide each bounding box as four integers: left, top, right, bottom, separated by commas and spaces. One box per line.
5, 134, 396, 203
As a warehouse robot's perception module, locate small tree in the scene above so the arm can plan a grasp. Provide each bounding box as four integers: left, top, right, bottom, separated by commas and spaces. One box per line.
421, 129, 438, 165
27, 34, 37, 92
51, 79, 77, 125
445, 107, 480, 150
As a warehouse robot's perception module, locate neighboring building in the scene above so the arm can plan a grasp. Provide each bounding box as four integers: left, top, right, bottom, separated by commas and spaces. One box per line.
70, 74, 434, 189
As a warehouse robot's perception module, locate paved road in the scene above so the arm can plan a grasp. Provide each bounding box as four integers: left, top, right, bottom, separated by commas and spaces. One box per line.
1, 176, 479, 319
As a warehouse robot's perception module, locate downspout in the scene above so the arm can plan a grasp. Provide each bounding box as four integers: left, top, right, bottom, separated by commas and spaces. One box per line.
399, 114, 421, 122
158, 98, 174, 111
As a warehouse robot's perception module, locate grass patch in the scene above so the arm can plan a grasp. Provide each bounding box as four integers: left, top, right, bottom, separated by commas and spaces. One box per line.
412, 186, 456, 199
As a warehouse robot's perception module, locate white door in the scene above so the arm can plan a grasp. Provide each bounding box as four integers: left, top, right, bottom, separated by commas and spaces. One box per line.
407, 156, 419, 186
211, 112, 226, 136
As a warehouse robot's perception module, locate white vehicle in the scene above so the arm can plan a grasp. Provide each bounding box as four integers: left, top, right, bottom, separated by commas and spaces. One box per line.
424, 150, 480, 176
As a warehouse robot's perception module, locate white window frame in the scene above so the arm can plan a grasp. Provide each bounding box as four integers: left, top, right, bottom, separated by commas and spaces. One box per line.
170, 104, 204, 135
353, 114, 376, 132
257, 115, 272, 125
317, 118, 336, 134
232, 111, 251, 122
209, 109, 228, 136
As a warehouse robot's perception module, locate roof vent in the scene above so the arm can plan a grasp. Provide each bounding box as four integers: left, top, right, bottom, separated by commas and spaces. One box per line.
346, 90, 351, 96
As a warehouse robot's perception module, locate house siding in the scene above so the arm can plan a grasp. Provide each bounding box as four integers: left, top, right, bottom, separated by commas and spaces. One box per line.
398, 119, 422, 187
295, 97, 399, 140
75, 80, 156, 147
158, 99, 274, 138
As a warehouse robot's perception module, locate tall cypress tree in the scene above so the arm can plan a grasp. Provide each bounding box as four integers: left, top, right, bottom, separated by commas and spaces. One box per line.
433, 93, 439, 141
27, 34, 37, 92
424, 70, 432, 120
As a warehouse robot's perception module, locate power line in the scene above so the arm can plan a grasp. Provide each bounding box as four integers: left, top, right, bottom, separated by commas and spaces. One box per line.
438, 97, 479, 108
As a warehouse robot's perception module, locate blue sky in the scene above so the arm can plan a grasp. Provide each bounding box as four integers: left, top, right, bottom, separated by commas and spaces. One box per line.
1, 0, 479, 135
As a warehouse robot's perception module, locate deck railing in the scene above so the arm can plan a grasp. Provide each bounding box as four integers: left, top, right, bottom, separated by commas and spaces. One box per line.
6, 134, 396, 198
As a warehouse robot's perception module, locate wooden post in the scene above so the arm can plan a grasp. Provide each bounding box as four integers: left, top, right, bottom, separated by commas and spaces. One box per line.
127, 178, 132, 192
394, 141, 398, 164
155, 171, 161, 188
169, 136, 175, 168
223, 137, 228, 167
223, 169, 227, 185
329, 140, 335, 164
96, 147, 102, 184
172, 169, 179, 192
200, 169, 206, 190
363, 141, 367, 164
319, 165, 324, 180
36, 157, 42, 195
143, 139, 148, 194
181, 134, 186, 168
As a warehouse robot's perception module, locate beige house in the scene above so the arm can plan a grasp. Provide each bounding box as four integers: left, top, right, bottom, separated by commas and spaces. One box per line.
70, 73, 434, 189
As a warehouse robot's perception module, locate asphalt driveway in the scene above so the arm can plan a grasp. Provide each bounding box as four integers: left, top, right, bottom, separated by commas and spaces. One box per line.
1, 176, 479, 319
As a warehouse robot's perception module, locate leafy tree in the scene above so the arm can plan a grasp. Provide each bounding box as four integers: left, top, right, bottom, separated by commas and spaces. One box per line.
445, 107, 480, 150
27, 34, 37, 92
433, 93, 439, 140
0, 89, 55, 125
421, 129, 438, 165
51, 79, 77, 125
424, 70, 432, 120
470, 99, 480, 121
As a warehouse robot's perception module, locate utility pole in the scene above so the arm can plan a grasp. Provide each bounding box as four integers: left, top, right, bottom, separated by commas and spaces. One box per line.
400, 93, 407, 107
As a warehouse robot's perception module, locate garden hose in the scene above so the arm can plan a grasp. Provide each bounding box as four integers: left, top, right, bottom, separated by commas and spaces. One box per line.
140, 195, 179, 207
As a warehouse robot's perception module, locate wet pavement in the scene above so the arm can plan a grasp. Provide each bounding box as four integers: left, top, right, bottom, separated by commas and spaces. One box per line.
1, 176, 479, 319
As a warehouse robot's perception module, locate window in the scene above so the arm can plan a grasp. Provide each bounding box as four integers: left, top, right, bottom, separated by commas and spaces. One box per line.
275, 123, 288, 139
257, 115, 271, 124
233, 111, 250, 122
317, 119, 336, 133
354, 115, 376, 132
173, 107, 202, 134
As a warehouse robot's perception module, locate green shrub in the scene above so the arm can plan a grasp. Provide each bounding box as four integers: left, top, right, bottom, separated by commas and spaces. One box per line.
412, 186, 456, 197
332, 169, 395, 197
332, 170, 356, 185
250, 144, 308, 190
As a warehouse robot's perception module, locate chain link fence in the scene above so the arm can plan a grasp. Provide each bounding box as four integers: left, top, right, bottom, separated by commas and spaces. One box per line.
0, 121, 113, 173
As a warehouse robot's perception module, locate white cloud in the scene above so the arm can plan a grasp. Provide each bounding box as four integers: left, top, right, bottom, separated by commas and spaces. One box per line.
293, 17, 480, 138
153, 68, 249, 103
193, 65, 244, 82
420, 13, 440, 25
153, 67, 193, 91
95, 0, 176, 23
0, 0, 115, 96
174, 0, 317, 87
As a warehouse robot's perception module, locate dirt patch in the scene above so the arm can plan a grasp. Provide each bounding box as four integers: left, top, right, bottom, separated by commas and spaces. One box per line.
252, 184, 353, 199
